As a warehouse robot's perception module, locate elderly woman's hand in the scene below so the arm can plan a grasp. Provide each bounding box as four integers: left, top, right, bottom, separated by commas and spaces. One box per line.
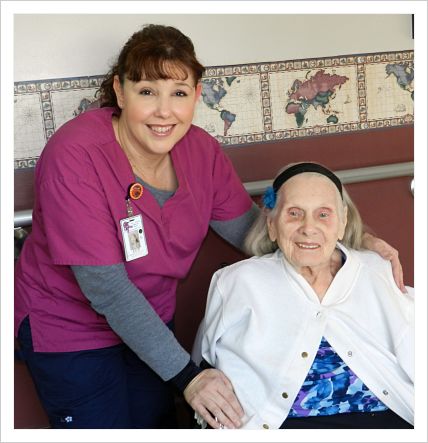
362, 233, 406, 293
183, 368, 244, 429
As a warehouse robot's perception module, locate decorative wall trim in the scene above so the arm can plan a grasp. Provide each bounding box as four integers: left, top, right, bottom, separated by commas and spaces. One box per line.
14, 50, 414, 169
14, 75, 105, 169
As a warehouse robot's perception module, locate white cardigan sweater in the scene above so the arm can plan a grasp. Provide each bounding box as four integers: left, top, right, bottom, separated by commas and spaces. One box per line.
199, 244, 414, 429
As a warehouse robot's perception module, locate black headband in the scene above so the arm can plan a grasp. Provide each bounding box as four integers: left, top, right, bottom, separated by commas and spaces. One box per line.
273, 162, 343, 198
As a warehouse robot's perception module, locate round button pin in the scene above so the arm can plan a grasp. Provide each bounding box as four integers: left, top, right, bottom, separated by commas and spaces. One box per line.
128, 183, 144, 200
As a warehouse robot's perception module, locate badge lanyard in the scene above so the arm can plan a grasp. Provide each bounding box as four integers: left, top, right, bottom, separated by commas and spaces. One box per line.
120, 183, 148, 261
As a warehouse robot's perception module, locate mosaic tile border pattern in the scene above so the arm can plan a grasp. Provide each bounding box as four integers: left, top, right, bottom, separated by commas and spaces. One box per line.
14, 51, 414, 169
14, 76, 105, 169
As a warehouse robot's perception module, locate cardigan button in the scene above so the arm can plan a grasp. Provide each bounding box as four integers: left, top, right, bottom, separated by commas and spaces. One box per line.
383, 389, 389, 395
262, 423, 269, 429
301, 351, 309, 358
282, 392, 289, 399
347, 351, 353, 357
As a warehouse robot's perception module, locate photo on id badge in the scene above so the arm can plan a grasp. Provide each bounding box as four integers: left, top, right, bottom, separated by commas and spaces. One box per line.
120, 214, 148, 261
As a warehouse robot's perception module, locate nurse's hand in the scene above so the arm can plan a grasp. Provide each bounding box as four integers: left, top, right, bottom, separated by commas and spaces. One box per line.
183, 368, 244, 429
362, 232, 406, 293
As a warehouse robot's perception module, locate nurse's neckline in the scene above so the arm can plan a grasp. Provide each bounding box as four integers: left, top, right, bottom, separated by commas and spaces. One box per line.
111, 114, 178, 192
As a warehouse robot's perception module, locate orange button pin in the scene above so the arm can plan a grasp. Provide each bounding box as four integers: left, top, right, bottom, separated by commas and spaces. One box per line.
128, 183, 144, 200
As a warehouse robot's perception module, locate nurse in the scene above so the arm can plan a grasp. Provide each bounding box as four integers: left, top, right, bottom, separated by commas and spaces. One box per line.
14, 24, 405, 429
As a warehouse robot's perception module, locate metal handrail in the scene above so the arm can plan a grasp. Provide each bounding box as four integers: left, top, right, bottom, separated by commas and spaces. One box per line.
14, 209, 33, 229
244, 161, 414, 195
14, 161, 414, 228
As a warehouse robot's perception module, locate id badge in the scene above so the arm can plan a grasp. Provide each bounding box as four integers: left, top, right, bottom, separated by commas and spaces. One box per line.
120, 214, 148, 261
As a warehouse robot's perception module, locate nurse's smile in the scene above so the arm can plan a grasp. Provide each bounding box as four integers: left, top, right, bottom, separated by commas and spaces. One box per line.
148, 125, 174, 136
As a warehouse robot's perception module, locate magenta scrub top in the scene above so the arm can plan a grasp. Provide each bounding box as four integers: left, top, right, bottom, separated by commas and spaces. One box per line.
15, 107, 252, 352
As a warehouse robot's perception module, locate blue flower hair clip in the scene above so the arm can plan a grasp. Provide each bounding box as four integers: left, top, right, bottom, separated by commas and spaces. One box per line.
262, 186, 276, 209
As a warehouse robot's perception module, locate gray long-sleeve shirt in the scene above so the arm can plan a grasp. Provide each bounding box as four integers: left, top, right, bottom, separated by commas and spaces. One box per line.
72, 181, 259, 385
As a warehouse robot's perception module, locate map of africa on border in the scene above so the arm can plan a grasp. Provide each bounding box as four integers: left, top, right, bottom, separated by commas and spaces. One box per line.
193, 74, 264, 136
269, 67, 359, 131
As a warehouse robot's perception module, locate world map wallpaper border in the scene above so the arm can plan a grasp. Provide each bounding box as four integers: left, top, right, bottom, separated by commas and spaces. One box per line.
14, 50, 414, 170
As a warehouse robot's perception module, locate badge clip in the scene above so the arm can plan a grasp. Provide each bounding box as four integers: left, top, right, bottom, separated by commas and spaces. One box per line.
125, 199, 133, 217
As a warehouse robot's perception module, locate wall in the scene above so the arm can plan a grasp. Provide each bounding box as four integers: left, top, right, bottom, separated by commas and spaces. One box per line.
11, 11, 415, 430
13, 13, 414, 170
14, 14, 413, 81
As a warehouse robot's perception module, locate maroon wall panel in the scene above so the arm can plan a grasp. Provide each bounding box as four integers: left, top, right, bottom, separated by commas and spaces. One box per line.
14, 359, 49, 428
345, 176, 414, 286
226, 126, 413, 182
14, 168, 36, 212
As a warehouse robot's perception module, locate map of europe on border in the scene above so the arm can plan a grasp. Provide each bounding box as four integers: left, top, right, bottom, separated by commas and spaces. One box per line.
270, 67, 359, 131
193, 74, 264, 137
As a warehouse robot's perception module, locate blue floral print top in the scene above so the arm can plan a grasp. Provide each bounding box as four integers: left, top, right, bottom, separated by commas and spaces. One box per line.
288, 337, 388, 417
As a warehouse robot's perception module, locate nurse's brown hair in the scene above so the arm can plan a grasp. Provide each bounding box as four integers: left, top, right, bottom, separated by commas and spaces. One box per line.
98, 24, 205, 107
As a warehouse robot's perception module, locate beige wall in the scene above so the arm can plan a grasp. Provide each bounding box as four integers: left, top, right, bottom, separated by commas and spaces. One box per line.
14, 14, 413, 82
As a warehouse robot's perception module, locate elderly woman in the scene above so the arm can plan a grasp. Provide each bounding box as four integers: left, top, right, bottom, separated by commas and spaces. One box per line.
195, 162, 414, 429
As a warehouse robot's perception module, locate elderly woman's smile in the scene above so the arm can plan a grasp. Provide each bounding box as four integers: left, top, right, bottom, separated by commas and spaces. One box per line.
295, 242, 320, 249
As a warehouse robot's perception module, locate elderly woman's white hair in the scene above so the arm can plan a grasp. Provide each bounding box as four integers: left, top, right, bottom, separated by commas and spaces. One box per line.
244, 164, 364, 257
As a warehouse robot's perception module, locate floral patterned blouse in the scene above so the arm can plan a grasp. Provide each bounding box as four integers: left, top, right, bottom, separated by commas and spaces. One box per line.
288, 337, 388, 417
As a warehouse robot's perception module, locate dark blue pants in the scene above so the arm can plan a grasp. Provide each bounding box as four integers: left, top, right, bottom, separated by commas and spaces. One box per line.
17, 317, 177, 429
